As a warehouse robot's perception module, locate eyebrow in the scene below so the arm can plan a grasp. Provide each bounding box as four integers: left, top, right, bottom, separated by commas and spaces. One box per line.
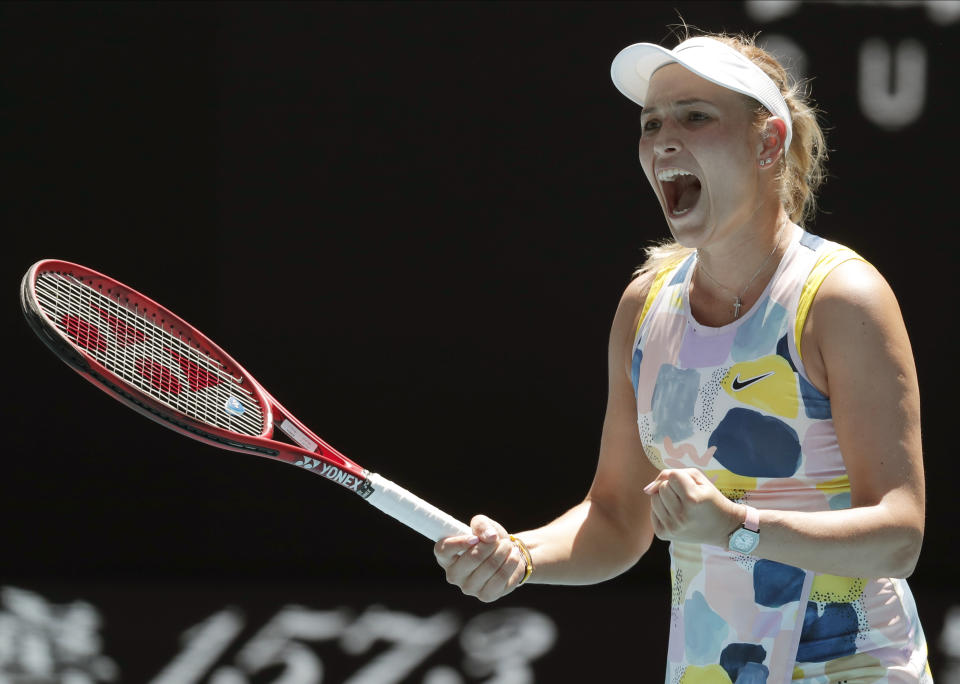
641, 99, 714, 116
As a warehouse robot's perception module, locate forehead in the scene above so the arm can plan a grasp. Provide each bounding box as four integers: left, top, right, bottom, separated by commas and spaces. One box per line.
644, 63, 745, 111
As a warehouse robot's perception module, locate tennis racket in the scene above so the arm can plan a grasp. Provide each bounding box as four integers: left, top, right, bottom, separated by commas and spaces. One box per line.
20, 259, 471, 542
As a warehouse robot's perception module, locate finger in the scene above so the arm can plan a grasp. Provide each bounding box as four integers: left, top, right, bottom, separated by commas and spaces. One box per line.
686, 468, 709, 485
687, 468, 723, 500
650, 489, 673, 527
436, 512, 504, 566
671, 469, 714, 505
649, 499, 668, 540
471, 514, 506, 544
461, 539, 516, 598
443, 537, 501, 587
643, 469, 672, 495
477, 543, 527, 602
673, 468, 703, 493
654, 478, 684, 515
434, 534, 480, 566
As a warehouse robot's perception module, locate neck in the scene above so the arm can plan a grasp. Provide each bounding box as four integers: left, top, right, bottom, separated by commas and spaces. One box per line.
696, 196, 789, 274
691, 208, 793, 323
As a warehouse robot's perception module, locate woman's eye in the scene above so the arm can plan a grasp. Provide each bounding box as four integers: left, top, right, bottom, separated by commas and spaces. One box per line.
688, 111, 709, 122
641, 120, 660, 133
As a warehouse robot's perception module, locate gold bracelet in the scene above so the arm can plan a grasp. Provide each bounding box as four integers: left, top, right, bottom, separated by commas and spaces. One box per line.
509, 535, 534, 585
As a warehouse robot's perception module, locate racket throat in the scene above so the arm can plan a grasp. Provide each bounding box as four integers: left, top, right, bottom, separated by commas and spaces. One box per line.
277, 418, 318, 452
278, 417, 373, 498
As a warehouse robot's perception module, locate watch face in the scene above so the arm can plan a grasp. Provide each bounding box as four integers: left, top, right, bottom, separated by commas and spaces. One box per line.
729, 528, 759, 554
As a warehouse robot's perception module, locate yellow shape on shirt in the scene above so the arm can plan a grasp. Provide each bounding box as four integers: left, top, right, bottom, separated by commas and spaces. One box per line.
810, 574, 866, 603
824, 652, 886, 682
703, 470, 758, 500
815, 475, 851, 495
644, 444, 666, 470
670, 288, 684, 311
721, 355, 798, 419
680, 664, 733, 684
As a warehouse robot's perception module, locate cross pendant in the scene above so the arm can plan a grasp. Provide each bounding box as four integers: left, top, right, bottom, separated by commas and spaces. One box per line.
733, 297, 742, 319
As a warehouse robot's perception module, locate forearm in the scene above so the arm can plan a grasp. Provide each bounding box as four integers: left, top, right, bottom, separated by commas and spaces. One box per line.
747, 501, 923, 579
518, 498, 652, 586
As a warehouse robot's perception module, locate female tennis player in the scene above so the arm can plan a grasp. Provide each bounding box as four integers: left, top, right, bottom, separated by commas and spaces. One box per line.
434, 31, 931, 682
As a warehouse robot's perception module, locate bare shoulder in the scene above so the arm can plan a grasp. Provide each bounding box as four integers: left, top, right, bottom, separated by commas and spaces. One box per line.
613, 270, 656, 330
808, 258, 908, 337
813, 258, 897, 306
609, 272, 655, 376
802, 258, 914, 397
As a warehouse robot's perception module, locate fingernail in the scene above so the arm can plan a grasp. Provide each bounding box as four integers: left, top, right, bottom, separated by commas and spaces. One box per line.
643, 482, 657, 494
483, 529, 497, 541
467, 535, 479, 545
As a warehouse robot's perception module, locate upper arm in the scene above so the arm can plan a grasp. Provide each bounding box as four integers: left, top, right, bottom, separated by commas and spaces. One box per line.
586, 276, 663, 557
801, 260, 924, 527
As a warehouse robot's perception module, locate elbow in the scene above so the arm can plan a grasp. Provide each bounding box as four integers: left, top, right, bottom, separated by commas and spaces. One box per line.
888, 526, 924, 579
584, 495, 653, 570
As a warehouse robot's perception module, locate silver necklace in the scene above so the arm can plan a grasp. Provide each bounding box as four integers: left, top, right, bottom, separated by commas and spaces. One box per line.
696, 227, 786, 320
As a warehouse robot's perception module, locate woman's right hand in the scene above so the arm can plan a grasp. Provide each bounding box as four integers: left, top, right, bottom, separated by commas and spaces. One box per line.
433, 514, 529, 602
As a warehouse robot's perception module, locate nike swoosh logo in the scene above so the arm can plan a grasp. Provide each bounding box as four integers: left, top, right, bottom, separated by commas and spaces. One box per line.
731, 371, 775, 391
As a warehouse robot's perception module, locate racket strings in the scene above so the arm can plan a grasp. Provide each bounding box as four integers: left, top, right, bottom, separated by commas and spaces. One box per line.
35, 272, 264, 436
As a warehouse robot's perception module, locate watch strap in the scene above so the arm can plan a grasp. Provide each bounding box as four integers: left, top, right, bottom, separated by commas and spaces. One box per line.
742, 504, 759, 532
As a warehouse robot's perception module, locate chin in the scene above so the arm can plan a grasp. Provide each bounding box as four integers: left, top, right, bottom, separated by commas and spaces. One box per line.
665, 217, 711, 249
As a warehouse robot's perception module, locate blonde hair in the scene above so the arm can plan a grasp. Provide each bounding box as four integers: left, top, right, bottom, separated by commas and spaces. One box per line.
634, 30, 828, 279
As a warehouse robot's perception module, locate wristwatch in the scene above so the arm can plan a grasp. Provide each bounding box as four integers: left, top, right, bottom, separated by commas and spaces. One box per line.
727, 504, 760, 555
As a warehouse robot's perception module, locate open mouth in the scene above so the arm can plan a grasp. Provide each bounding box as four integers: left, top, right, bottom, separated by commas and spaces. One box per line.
657, 168, 702, 217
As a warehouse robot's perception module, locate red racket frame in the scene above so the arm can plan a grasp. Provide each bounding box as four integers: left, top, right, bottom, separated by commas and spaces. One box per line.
21, 259, 370, 491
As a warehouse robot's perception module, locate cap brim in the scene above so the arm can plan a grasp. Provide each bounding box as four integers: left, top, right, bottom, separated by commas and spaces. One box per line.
610, 42, 679, 107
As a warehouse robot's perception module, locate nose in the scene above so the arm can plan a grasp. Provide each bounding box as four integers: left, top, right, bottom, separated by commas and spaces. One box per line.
655, 139, 681, 156
653, 119, 683, 157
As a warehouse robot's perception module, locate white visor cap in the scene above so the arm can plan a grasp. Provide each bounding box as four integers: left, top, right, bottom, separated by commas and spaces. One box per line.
610, 36, 793, 152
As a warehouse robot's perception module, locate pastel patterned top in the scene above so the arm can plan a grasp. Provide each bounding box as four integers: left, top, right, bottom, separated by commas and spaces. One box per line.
631, 227, 931, 684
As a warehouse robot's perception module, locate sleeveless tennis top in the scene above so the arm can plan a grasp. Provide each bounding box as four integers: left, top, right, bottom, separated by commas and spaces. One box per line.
631, 226, 932, 683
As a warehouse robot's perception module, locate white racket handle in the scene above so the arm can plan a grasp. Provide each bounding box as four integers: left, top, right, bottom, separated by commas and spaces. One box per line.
364, 472, 471, 541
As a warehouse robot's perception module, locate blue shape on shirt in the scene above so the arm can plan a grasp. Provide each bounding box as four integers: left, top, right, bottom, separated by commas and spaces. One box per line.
753, 560, 807, 608
799, 373, 832, 419
720, 643, 767, 682
799, 232, 824, 251
684, 591, 730, 665
796, 601, 858, 662
732, 300, 787, 362
829, 492, 852, 510
735, 662, 770, 684
709, 408, 801, 477
631, 345, 643, 398
775, 334, 798, 373
670, 255, 695, 285
651, 364, 701, 442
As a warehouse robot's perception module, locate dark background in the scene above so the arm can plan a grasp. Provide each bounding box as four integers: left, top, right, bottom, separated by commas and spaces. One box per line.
2, 1, 956, 680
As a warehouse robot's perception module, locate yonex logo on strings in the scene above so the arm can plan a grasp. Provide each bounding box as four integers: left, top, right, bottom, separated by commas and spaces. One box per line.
61, 309, 222, 396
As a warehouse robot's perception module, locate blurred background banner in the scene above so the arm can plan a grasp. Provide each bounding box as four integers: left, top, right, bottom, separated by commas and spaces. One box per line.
2, 1, 957, 681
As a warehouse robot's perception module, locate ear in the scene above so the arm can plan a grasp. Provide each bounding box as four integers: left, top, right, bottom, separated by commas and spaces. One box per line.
758, 117, 787, 168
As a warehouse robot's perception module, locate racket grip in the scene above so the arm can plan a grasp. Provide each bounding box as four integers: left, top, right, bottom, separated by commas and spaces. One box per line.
364, 472, 471, 541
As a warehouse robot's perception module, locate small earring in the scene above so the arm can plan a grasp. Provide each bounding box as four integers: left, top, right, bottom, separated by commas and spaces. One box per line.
759, 159, 766, 167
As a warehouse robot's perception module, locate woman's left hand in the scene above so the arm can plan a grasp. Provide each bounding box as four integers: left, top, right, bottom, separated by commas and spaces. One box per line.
644, 468, 743, 547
